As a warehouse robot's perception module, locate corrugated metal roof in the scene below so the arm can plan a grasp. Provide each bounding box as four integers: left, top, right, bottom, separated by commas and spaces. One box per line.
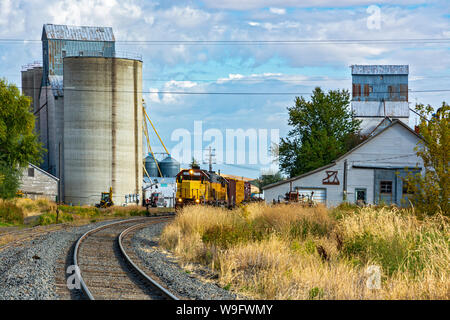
43, 24, 115, 42
48, 75, 64, 97
351, 65, 409, 75
351, 101, 410, 117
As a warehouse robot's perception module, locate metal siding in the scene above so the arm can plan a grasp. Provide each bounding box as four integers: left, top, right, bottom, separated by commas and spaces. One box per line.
351, 101, 409, 117
351, 74, 408, 102
42, 24, 116, 84
227, 179, 237, 206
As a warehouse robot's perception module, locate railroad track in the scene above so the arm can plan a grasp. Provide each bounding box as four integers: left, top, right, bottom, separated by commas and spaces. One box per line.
0, 223, 72, 252
73, 216, 179, 300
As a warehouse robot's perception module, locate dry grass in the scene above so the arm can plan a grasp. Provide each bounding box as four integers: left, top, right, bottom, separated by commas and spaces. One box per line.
160, 203, 449, 300
13, 198, 55, 217
1, 198, 151, 226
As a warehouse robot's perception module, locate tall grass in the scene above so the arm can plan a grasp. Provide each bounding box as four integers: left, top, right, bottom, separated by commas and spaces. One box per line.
0, 200, 24, 225
160, 203, 449, 299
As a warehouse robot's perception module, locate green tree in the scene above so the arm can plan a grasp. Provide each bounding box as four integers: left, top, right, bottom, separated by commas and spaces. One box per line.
278, 87, 362, 177
403, 103, 449, 216
252, 171, 284, 192
0, 163, 21, 199
0, 79, 43, 198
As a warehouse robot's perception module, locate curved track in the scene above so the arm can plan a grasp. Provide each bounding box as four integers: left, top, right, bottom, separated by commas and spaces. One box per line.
74, 217, 178, 300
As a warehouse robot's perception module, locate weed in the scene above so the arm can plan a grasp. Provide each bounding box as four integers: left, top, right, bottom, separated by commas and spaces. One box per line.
308, 287, 324, 300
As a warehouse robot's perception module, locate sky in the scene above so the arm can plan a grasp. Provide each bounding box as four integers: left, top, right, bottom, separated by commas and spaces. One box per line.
0, 0, 449, 179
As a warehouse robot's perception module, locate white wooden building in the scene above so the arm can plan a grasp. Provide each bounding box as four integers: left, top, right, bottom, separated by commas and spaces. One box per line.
262, 120, 423, 207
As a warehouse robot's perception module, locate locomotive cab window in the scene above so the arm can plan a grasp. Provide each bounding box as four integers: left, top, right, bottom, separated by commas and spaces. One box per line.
182, 171, 202, 180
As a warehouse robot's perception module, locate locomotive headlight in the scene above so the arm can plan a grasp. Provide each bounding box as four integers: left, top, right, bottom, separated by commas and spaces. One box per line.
189, 169, 194, 175
178, 198, 183, 202
195, 199, 200, 203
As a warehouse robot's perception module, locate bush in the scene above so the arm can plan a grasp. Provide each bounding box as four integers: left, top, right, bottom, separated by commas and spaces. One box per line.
202, 223, 266, 249
0, 164, 21, 199
341, 232, 411, 276
0, 201, 24, 224
289, 219, 330, 240
38, 211, 73, 225
58, 205, 100, 217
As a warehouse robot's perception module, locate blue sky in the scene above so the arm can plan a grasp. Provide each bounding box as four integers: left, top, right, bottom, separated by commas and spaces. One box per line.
0, 0, 449, 178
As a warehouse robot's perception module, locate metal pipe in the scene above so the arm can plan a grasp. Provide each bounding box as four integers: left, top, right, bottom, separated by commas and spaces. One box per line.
142, 102, 170, 155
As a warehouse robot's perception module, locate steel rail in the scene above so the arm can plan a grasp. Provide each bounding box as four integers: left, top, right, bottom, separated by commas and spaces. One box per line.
73, 215, 175, 300
118, 222, 179, 300
0, 223, 72, 251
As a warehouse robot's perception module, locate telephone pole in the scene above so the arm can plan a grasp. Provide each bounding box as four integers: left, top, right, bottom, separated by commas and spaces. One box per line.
203, 146, 216, 172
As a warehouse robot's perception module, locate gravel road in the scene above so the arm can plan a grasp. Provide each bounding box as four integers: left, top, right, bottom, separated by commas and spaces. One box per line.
0, 218, 240, 300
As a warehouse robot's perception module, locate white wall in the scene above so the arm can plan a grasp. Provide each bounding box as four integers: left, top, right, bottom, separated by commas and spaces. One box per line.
263, 122, 423, 207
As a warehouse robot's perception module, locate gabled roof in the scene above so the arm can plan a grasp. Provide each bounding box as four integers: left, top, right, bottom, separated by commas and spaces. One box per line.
368, 116, 393, 136
42, 24, 115, 42
262, 120, 422, 190
28, 163, 59, 181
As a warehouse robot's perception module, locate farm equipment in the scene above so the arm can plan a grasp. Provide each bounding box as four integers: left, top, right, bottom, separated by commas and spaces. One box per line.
278, 190, 317, 207
144, 192, 167, 208
96, 187, 114, 208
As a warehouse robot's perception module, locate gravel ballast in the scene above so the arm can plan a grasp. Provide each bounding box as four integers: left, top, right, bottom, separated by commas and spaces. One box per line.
132, 221, 240, 300
0, 219, 129, 300
0, 218, 242, 300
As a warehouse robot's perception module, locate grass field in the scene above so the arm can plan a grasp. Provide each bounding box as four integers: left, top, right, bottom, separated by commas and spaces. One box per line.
160, 203, 449, 300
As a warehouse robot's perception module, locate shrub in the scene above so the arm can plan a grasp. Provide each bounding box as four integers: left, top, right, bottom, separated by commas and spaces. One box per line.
0, 201, 24, 224
38, 211, 73, 225
201, 223, 266, 249
289, 219, 330, 240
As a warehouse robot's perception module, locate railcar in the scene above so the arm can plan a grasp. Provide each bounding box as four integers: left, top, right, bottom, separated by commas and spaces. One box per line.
175, 169, 251, 209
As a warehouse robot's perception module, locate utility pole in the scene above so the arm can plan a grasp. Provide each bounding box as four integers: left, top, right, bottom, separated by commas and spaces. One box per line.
203, 146, 216, 173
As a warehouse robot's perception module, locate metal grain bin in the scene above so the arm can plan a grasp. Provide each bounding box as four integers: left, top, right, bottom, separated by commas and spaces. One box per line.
158, 155, 180, 177
145, 153, 159, 177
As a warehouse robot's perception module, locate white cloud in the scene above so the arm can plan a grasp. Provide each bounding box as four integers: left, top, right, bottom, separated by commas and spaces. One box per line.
202, 0, 429, 10
269, 7, 286, 15
148, 88, 160, 103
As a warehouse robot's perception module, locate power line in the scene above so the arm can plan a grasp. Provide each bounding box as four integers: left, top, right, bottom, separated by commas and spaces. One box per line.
7, 74, 450, 82
16, 86, 450, 95
353, 154, 417, 163
1, 38, 450, 45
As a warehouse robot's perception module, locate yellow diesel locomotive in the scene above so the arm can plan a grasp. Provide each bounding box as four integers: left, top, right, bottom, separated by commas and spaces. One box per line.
175, 168, 251, 209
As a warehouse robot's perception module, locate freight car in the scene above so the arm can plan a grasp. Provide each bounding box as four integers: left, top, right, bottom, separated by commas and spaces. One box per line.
175, 168, 251, 209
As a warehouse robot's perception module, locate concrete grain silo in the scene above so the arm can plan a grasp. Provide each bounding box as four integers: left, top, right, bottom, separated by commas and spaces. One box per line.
63, 56, 143, 205
21, 64, 43, 131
